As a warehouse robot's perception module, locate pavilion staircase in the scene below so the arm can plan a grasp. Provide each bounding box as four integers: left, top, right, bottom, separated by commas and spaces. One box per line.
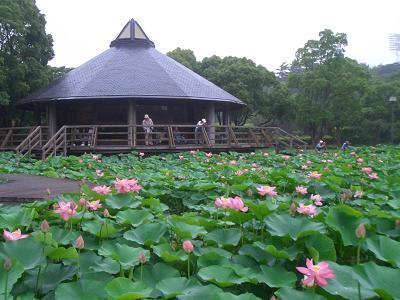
15, 126, 49, 159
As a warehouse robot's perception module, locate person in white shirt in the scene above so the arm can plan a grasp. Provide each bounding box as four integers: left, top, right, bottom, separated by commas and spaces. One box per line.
195, 118, 206, 144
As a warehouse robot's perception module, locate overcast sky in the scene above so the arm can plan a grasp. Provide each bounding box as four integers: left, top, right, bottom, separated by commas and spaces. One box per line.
36, 0, 400, 72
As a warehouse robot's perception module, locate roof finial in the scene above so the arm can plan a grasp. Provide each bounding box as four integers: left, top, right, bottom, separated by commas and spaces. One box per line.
110, 19, 154, 48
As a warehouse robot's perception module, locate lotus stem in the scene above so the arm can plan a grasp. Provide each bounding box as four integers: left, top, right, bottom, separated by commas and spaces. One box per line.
4, 270, 8, 300
34, 266, 42, 297
128, 267, 133, 280
188, 257, 190, 279
77, 249, 81, 280
140, 264, 143, 281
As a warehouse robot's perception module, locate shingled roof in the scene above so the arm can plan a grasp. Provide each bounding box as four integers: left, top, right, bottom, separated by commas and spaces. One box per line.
19, 19, 244, 106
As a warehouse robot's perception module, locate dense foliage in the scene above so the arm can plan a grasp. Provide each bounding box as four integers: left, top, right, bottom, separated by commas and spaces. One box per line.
0, 146, 399, 299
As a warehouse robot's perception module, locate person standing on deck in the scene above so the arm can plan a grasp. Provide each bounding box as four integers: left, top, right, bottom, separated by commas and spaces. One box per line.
142, 114, 154, 145
195, 118, 207, 144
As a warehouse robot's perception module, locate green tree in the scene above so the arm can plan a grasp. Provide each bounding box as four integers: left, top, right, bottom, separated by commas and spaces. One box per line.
167, 48, 200, 72
0, 0, 54, 125
289, 29, 369, 144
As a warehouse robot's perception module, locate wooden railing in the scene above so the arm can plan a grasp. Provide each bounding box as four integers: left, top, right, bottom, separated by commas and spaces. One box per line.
15, 126, 49, 158
0, 124, 307, 159
41, 126, 67, 160
0, 127, 35, 150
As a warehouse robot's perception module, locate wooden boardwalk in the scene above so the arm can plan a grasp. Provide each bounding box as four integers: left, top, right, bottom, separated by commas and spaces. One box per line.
0, 174, 85, 203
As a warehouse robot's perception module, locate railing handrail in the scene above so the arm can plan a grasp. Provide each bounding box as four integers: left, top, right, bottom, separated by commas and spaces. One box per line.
15, 126, 41, 153
264, 127, 308, 146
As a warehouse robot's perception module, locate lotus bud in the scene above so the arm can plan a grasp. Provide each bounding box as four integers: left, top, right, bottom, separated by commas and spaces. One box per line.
270, 296, 277, 300
79, 198, 86, 206
75, 235, 84, 250
355, 223, 366, 239
246, 189, 253, 197
395, 220, 400, 226
182, 240, 194, 254
103, 209, 110, 218
139, 252, 146, 264
40, 220, 50, 233
3, 258, 12, 271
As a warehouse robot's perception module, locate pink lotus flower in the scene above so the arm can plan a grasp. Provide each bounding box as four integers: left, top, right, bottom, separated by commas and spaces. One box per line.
307, 171, 322, 179
252, 163, 258, 168
378, 159, 383, 163
296, 258, 335, 287
351, 152, 357, 157
301, 165, 308, 170
263, 152, 269, 157
79, 198, 86, 206
310, 194, 323, 206
205, 152, 213, 158
190, 150, 197, 155
92, 185, 112, 195
297, 203, 318, 216
354, 190, 364, 198
229, 160, 237, 165
296, 186, 308, 195
229, 196, 249, 212
54, 201, 77, 221
78, 159, 83, 163
75, 235, 84, 249
95, 169, 104, 177
215, 196, 230, 209
361, 167, 372, 174
114, 178, 142, 193
282, 155, 290, 161
368, 173, 379, 180
235, 170, 244, 176
92, 155, 100, 161
257, 186, 278, 197
178, 155, 184, 160
86, 200, 102, 211
183, 240, 194, 253
357, 158, 364, 163
3, 229, 29, 241
327, 159, 333, 163
306, 160, 313, 165
139, 152, 145, 157
103, 209, 110, 218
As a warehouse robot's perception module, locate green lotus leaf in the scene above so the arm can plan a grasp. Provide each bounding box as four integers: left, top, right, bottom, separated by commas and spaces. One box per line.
170, 221, 207, 239
365, 234, 400, 267
115, 209, 154, 227
197, 252, 230, 268
98, 243, 149, 269
105, 278, 152, 300
204, 228, 241, 247
275, 287, 326, 300
325, 205, 363, 246
265, 213, 325, 240
156, 277, 200, 298
0, 260, 24, 298
105, 194, 141, 209
198, 265, 246, 287
81, 219, 119, 238
123, 222, 168, 246
305, 234, 337, 262
253, 265, 297, 288
133, 262, 181, 288
0, 238, 45, 269
152, 243, 187, 263
46, 246, 78, 260
321, 262, 376, 300
55, 279, 109, 299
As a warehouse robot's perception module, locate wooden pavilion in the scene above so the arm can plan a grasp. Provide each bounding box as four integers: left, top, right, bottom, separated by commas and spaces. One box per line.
0, 19, 306, 159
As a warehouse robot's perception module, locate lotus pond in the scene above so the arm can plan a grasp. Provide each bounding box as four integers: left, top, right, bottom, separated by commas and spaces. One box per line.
0, 146, 399, 299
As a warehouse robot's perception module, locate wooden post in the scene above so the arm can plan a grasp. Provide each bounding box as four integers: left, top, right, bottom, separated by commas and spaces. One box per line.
48, 103, 57, 137
207, 103, 215, 145
128, 101, 136, 147
224, 108, 230, 145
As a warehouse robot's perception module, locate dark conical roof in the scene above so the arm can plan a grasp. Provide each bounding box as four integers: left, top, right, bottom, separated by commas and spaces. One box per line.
20, 19, 244, 106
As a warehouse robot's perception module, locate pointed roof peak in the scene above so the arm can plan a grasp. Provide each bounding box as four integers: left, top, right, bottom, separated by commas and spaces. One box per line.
110, 19, 155, 48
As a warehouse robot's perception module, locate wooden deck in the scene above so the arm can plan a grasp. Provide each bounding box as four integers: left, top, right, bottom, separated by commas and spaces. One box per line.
0, 125, 307, 159
0, 174, 86, 203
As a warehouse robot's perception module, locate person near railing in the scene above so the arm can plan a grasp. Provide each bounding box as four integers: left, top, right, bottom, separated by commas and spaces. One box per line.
142, 114, 154, 145
195, 118, 206, 145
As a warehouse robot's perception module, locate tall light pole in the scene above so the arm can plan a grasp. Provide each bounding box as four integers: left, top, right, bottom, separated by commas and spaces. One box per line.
389, 96, 397, 143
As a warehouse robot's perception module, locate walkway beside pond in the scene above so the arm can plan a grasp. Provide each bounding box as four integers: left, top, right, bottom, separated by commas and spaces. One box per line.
0, 174, 85, 203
